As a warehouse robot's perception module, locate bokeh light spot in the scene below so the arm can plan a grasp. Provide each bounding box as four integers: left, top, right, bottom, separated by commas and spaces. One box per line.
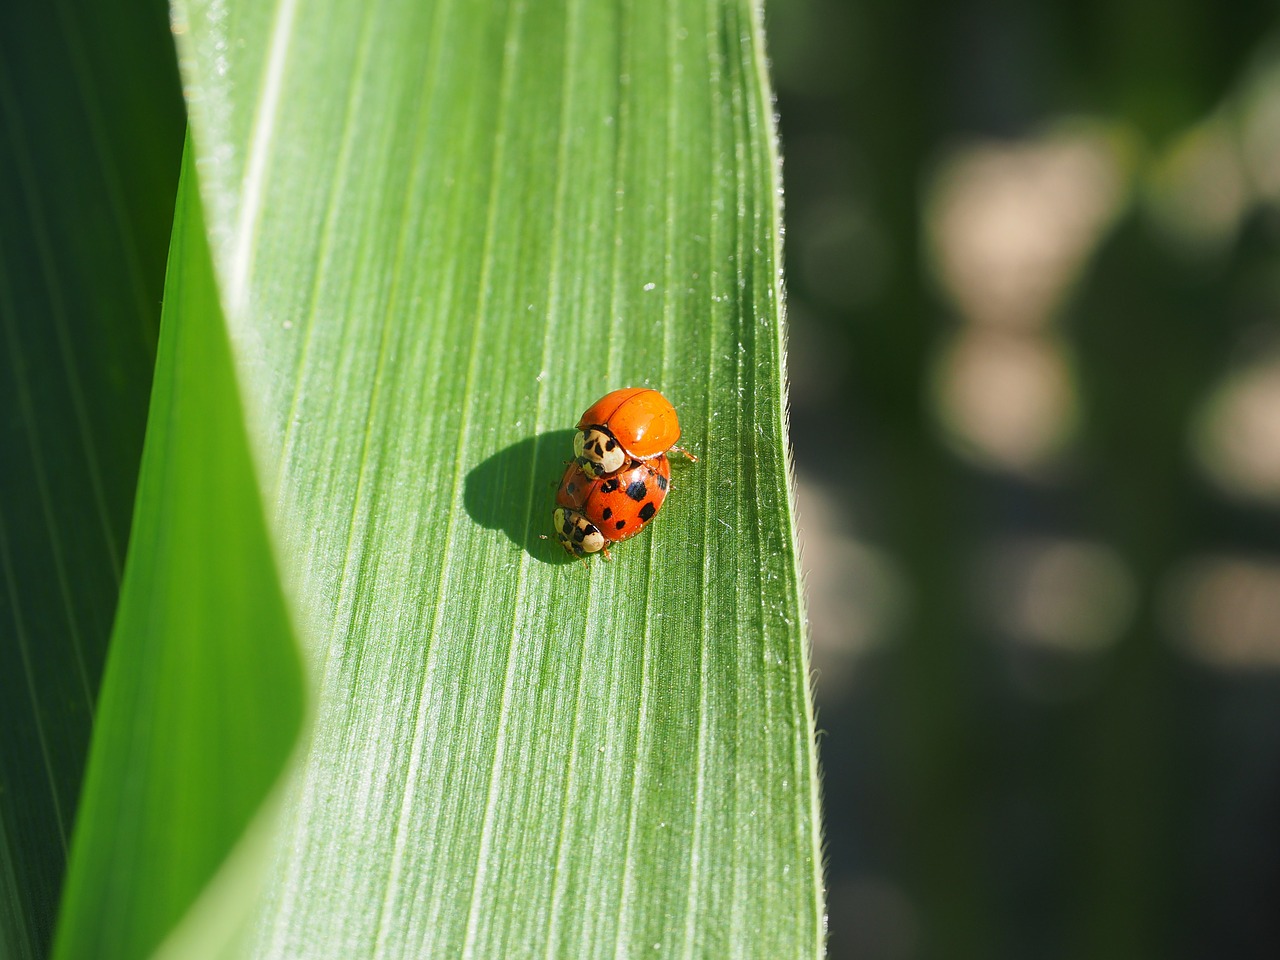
932, 328, 1078, 472
795, 474, 908, 700
1193, 355, 1280, 506
980, 537, 1138, 655
926, 124, 1129, 330
1163, 555, 1280, 668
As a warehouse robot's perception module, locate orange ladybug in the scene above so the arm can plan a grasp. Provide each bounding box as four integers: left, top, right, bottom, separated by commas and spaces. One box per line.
573, 387, 695, 478
552, 455, 671, 559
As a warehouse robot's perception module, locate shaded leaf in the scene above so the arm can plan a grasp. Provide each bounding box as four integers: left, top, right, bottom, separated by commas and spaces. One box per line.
0, 1, 183, 954
51, 150, 305, 960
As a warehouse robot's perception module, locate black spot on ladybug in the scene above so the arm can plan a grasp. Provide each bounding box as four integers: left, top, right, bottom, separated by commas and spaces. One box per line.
602, 507, 612, 520
567, 482, 576, 494
604, 438, 616, 451
615, 520, 626, 530
656, 474, 668, 492
572, 528, 585, 542
626, 479, 648, 501
639, 501, 656, 521
601, 478, 620, 493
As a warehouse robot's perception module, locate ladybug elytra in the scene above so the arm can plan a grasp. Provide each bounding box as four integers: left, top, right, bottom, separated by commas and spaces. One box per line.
552, 455, 671, 559
573, 387, 693, 479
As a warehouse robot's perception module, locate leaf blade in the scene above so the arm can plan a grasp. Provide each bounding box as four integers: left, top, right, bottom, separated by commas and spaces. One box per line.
0, 1, 184, 954
62, 0, 824, 954
50, 148, 306, 960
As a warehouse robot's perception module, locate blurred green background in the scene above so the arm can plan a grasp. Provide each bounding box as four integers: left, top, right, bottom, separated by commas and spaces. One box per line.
768, 0, 1280, 957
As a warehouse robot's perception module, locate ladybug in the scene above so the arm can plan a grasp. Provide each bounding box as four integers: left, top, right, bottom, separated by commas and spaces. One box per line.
573, 387, 695, 479
552, 454, 671, 559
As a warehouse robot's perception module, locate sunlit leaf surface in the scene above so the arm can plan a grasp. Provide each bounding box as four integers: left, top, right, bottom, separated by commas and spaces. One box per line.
59, 0, 824, 955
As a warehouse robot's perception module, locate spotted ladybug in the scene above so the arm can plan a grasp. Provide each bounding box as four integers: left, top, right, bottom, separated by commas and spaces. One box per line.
573, 387, 695, 479
552, 454, 671, 559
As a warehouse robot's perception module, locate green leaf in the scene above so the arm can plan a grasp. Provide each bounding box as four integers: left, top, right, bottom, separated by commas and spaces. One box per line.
58, 0, 824, 955
51, 147, 305, 960
0, 1, 183, 955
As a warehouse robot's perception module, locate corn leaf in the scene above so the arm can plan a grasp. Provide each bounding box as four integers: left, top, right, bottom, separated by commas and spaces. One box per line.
0, 1, 183, 955
56, 0, 824, 955
51, 148, 305, 960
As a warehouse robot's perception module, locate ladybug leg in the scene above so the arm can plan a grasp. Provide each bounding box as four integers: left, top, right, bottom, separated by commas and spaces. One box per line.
602, 544, 613, 561
671, 445, 698, 463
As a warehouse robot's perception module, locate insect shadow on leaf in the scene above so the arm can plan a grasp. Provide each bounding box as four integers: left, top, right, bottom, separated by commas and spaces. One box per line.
464, 428, 577, 564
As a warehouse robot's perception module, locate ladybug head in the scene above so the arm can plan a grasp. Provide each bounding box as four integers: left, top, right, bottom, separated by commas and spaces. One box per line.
553, 506, 606, 557
574, 426, 626, 478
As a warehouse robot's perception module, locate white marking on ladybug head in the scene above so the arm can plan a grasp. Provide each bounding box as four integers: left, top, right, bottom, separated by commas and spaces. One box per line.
579, 525, 605, 554
576, 426, 625, 478
553, 507, 605, 555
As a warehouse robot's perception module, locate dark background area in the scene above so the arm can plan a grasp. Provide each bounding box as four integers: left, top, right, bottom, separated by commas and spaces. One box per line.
768, 0, 1280, 957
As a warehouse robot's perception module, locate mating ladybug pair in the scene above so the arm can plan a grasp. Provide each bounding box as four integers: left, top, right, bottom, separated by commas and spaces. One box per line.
553, 388, 695, 560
